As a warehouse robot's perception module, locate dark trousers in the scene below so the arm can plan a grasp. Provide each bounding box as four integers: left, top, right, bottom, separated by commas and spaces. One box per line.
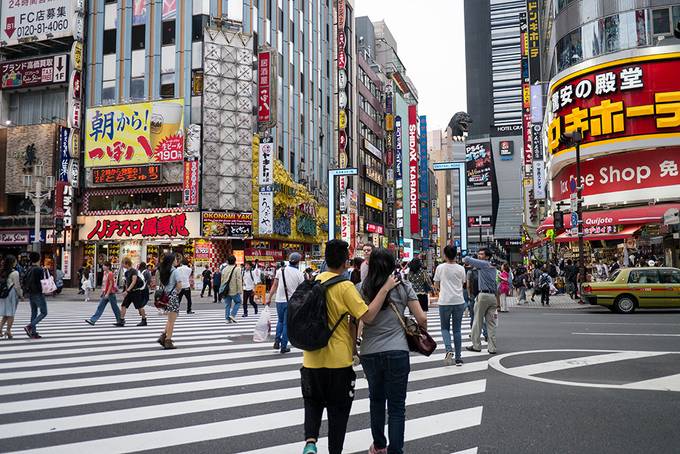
541, 287, 550, 305
416, 293, 428, 312
178, 288, 192, 312
301, 366, 356, 454
201, 281, 211, 297
213, 284, 220, 303
242, 290, 257, 316
360, 351, 410, 454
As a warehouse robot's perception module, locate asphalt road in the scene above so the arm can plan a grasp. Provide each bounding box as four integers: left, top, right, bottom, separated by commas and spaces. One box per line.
1, 295, 679, 453
479, 306, 680, 453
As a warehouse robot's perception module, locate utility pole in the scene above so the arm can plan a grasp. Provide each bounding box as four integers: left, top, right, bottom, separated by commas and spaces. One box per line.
560, 129, 585, 296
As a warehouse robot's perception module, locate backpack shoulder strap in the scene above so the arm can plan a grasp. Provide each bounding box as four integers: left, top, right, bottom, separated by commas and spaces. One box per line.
281, 267, 289, 302
321, 275, 348, 288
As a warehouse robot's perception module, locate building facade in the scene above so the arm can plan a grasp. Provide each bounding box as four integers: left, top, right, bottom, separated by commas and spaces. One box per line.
537, 0, 680, 267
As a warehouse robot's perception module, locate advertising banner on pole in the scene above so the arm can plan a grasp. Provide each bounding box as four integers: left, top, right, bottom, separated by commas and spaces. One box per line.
408, 105, 420, 235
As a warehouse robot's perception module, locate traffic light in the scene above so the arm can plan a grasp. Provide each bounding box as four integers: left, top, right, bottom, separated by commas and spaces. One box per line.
553, 211, 564, 230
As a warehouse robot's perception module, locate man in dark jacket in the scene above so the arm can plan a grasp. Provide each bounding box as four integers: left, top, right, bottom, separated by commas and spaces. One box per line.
23, 252, 48, 339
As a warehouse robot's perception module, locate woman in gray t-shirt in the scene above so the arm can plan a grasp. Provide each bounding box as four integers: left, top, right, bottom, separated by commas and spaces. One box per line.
356, 249, 427, 454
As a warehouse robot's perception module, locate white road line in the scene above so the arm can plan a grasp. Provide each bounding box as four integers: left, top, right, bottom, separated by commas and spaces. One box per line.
8, 384, 485, 453
0, 372, 485, 438
620, 373, 680, 392
572, 332, 680, 337
237, 406, 484, 454
0, 357, 488, 416
451, 449, 478, 454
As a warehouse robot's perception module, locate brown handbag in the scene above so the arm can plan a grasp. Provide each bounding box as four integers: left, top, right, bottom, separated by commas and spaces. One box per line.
389, 300, 437, 356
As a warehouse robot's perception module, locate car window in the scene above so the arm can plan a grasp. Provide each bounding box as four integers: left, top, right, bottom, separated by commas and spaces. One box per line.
659, 269, 680, 284
628, 270, 660, 284
608, 270, 620, 282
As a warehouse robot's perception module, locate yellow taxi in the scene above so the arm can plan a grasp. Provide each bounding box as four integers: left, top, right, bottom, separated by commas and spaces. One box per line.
581, 267, 680, 313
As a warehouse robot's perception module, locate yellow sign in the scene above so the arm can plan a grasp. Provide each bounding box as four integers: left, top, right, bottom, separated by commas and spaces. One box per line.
84, 99, 185, 168
365, 193, 383, 211
339, 110, 347, 129
339, 151, 348, 168
71, 42, 83, 71
385, 114, 394, 131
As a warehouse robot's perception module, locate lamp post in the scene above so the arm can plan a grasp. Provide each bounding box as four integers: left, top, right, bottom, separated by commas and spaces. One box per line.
22, 163, 55, 253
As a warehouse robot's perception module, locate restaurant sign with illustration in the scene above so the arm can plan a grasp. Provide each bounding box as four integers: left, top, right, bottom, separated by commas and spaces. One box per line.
84, 99, 185, 168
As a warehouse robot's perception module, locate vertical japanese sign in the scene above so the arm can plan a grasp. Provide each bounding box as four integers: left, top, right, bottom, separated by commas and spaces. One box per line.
257, 48, 276, 128
58, 126, 70, 182
408, 105, 420, 235
183, 124, 201, 208
519, 12, 533, 179
259, 188, 274, 235
85, 99, 185, 167
532, 160, 546, 199
337, 0, 349, 219
258, 137, 274, 185
395, 115, 404, 230
526, 0, 541, 84
419, 115, 430, 248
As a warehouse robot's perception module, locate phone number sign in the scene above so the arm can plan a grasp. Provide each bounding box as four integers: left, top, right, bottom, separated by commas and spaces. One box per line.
2, 0, 75, 46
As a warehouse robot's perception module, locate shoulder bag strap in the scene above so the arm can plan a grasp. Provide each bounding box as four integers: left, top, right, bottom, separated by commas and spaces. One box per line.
389, 301, 409, 332
281, 267, 289, 302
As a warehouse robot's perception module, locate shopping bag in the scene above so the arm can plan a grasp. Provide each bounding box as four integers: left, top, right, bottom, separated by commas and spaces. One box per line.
41, 269, 58, 295
253, 306, 271, 342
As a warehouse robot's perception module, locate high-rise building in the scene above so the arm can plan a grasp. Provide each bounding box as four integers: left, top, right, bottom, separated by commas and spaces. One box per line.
536, 1, 680, 266
463, 0, 524, 257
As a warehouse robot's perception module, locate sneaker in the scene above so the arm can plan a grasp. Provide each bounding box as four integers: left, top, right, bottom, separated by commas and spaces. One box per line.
242, 314, 248, 318
455, 358, 464, 367
280, 347, 291, 354
368, 444, 387, 454
273, 341, 280, 350
302, 442, 317, 454
488, 350, 497, 355
228, 316, 237, 323
163, 339, 177, 350
157, 332, 166, 346
226, 318, 232, 324
136, 319, 147, 327
23, 325, 32, 338
466, 346, 482, 352
85, 319, 95, 326
31, 332, 42, 339
187, 311, 196, 314
443, 351, 454, 366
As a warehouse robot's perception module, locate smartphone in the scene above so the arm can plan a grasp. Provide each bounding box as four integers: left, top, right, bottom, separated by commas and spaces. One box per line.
393, 270, 402, 282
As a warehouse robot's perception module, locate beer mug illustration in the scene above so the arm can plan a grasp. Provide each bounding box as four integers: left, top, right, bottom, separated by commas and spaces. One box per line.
149, 101, 183, 160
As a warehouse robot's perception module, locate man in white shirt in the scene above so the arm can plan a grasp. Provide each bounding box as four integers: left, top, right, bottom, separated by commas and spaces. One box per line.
267, 252, 305, 353
242, 261, 261, 317
433, 245, 467, 366
175, 258, 195, 314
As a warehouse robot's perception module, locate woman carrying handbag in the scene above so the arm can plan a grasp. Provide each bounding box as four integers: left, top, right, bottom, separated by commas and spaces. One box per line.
405, 258, 433, 312
357, 248, 428, 454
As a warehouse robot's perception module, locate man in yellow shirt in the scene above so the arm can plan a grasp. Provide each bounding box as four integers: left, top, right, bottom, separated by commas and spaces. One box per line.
301, 240, 399, 454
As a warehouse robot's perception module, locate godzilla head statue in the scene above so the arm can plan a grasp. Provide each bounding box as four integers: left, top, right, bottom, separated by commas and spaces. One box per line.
447, 111, 472, 142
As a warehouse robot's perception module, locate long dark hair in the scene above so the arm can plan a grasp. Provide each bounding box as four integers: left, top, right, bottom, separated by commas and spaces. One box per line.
409, 258, 423, 275
159, 253, 176, 286
0, 255, 16, 281
362, 248, 396, 304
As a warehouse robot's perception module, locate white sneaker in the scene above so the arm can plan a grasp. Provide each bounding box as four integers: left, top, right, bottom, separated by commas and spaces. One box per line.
444, 351, 454, 366
228, 316, 237, 323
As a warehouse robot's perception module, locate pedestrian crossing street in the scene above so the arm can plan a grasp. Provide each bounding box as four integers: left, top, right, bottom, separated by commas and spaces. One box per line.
0, 302, 492, 453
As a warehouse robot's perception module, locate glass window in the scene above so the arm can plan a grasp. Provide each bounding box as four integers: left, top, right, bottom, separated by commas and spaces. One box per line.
603, 15, 621, 53
162, 20, 176, 45
103, 29, 116, 55
674, 6, 680, 33
192, 15, 206, 42
160, 73, 175, 98
88, 192, 183, 211
652, 8, 671, 35
131, 24, 145, 50
557, 28, 581, 72
628, 270, 660, 284
635, 10, 650, 46
130, 77, 145, 101
102, 80, 115, 104
659, 269, 680, 284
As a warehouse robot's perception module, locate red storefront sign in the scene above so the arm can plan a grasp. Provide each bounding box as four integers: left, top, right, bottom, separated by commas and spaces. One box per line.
548, 56, 680, 156
539, 202, 680, 232
86, 213, 191, 240
92, 165, 161, 184
337, 31, 347, 70
408, 105, 420, 234
366, 223, 384, 235
552, 147, 680, 203
257, 50, 271, 124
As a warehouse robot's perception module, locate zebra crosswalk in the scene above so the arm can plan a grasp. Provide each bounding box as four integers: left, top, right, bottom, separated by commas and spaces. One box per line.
0, 301, 489, 453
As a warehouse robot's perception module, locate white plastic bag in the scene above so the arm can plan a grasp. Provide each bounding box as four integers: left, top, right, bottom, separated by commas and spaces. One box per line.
253, 305, 271, 342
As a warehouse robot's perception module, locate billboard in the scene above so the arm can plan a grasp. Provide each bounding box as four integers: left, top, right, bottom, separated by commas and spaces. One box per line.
85, 99, 184, 167
1, 54, 68, 89
1, 0, 78, 46
548, 55, 680, 169
465, 142, 492, 187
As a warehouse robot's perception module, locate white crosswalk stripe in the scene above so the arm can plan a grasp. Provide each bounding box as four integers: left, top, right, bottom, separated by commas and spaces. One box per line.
0, 301, 489, 453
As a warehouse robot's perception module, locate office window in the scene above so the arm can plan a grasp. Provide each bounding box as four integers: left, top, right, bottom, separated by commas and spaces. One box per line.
162, 20, 176, 45
103, 29, 116, 55
192, 15, 207, 42
652, 8, 671, 35
130, 77, 145, 100
102, 80, 115, 104
131, 24, 145, 50
160, 73, 175, 98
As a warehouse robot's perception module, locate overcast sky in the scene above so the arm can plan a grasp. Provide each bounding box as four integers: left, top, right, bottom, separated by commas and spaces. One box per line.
354, 0, 468, 132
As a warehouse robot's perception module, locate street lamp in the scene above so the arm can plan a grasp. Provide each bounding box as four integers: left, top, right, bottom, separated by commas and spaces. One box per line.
23, 163, 55, 253
559, 129, 585, 296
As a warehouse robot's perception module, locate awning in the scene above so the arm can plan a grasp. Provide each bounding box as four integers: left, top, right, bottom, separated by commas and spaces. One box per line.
521, 238, 547, 253
554, 224, 643, 243
537, 202, 680, 234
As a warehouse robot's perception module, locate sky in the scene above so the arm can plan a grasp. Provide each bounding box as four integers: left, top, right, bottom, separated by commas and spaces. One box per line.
354, 0, 468, 132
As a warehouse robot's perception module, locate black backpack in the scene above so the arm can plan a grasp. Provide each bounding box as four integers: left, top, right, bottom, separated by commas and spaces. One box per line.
286, 273, 348, 351
0, 276, 13, 298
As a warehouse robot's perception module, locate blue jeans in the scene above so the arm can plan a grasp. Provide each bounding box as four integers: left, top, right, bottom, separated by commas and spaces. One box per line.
223, 293, 242, 319
275, 302, 288, 349
360, 350, 410, 454
468, 296, 488, 336
439, 304, 465, 359
90, 294, 121, 323
28, 293, 47, 333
